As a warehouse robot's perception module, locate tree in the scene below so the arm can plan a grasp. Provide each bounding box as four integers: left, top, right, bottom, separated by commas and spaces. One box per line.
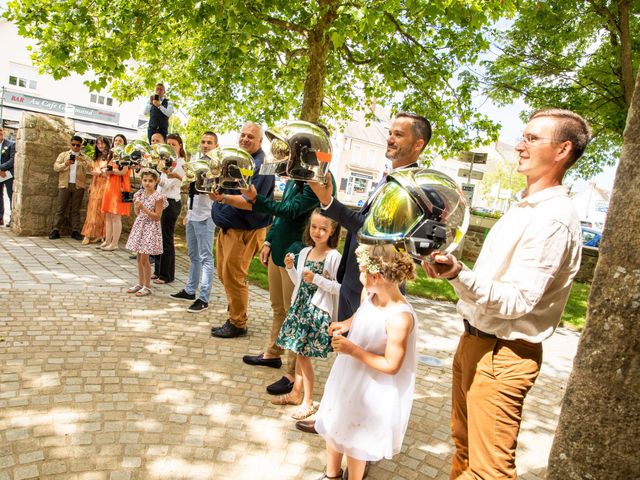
483, 0, 639, 178
5, 0, 516, 156
546, 68, 640, 480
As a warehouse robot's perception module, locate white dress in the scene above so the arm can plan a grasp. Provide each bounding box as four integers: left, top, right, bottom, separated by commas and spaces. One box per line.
315, 295, 418, 461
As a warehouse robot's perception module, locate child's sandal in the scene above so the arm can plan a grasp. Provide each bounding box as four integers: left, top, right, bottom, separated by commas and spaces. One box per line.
315, 469, 343, 480
135, 287, 152, 297
127, 285, 143, 294
291, 403, 318, 420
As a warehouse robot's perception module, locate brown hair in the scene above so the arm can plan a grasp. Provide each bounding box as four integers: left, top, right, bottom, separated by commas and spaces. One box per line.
303, 209, 341, 249
139, 168, 160, 182
167, 133, 187, 158
395, 112, 432, 152
358, 244, 415, 284
529, 108, 591, 166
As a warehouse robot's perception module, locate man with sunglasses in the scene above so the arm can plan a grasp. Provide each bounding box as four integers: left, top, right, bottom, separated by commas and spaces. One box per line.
423, 108, 590, 479
49, 135, 91, 240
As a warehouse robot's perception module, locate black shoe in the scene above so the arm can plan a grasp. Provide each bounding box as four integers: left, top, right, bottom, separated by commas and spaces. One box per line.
71, 231, 83, 241
6, 221, 11, 228
187, 299, 208, 313
211, 320, 247, 338
49, 230, 60, 240
243, 353, 282, 369
266, 376, 294, 395
169, 289, 196, 301
295, 419, 318, 435
129, 254, 137, 260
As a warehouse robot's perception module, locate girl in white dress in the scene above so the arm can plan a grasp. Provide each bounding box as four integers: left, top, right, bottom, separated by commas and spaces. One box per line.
315, 244, 418, 480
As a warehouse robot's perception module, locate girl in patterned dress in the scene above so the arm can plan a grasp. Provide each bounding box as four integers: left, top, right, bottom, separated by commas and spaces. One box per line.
273, 209, 341, 420
125, 169, 167, 297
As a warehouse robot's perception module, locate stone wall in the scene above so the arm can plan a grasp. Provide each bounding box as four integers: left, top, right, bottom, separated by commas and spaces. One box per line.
11, 113, 76, 236
574, 246, 599, 284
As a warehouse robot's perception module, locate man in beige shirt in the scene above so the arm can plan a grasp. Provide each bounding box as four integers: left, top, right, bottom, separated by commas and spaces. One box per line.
49, 135, 91, 240
424, 108, 590, 479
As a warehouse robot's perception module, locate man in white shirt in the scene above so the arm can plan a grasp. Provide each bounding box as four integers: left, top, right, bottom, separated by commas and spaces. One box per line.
169, 132, 217, 313
49, 135, 91, 240
423, 108, 591, 479
143, 83, 174, 143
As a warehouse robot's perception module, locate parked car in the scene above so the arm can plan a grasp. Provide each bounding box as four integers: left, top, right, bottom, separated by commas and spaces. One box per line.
581, 226, 602, 248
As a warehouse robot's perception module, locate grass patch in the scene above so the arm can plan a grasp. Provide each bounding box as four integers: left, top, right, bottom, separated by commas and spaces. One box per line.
559, 282, 589, 331
248, 257, 269, 290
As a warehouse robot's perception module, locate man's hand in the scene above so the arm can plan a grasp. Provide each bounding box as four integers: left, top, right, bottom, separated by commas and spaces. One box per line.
307, 172, 334, 207
422, 252, 462, 280
302, 268, 315, 284
0, 171, 6, 178
208, 191, 224, 203
260, 244, 270, 267
240, 185, 257, 202
151, 96, 161, 107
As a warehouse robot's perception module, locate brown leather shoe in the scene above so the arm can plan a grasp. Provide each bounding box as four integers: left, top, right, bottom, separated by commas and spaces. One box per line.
295, 419, 317, 434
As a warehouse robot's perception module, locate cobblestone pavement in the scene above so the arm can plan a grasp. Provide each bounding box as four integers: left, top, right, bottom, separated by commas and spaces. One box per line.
0, 227, 580, 480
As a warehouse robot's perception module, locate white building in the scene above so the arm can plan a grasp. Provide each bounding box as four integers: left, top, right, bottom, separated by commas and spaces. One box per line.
571, 182, 609, 230
0, 19, 148, 141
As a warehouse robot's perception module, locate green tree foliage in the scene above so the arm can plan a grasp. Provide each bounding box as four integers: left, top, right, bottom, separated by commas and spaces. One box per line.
5, 0, 516, 157
483, 0, 638, 178
479, 158, 526, 208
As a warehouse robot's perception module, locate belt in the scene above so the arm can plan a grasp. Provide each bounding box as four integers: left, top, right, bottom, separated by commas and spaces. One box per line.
463, 319, 497, 340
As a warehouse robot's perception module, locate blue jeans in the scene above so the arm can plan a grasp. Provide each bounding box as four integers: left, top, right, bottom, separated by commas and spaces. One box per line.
185, 217, 215, 302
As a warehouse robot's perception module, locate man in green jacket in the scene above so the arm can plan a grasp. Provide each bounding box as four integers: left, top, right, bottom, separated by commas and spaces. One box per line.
212, 175, 336, 395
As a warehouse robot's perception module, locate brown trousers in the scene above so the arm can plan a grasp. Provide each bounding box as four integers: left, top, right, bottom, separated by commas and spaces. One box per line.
265, 256, 296, 377
451, 332, 542, 480
216, 227, 266, 329
54, 184, 85, 231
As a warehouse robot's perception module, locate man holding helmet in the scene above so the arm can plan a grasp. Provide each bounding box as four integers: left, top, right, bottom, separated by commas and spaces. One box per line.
210, 122, 275, 338
423, 108, 589, 479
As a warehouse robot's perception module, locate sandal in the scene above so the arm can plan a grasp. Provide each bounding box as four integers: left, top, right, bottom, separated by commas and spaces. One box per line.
152, 278, 167, 284
291, 403, 318, 420
135, 287, 152, 297
81, 237, 90, 245
271, 393, 302, 406
315, 469, 343, 480
127, 285, 143, 294
150, 274, 158, 280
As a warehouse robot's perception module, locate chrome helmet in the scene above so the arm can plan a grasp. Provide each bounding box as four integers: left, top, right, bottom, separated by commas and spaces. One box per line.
209, 146, 255, 190
182, 152, 217, 193
148, 144, 177, 173
357, 168, 469, 260
116, 139, 150, 168
261, 120, 332, 184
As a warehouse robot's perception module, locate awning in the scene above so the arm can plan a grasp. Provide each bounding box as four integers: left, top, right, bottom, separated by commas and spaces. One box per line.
73, 119, 140, 141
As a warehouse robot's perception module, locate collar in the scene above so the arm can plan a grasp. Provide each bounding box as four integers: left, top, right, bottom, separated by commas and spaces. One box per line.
516, 185, 569, 206
389, 161, 419, 174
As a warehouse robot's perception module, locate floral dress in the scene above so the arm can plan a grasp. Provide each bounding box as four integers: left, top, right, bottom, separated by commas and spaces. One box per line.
125, 190, 167, 255
276, 259, 332, 358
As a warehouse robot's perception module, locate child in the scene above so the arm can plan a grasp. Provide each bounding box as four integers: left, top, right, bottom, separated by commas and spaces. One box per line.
272, 209, 342, 420
315, 244, 417, 480
125, 169, 167, 297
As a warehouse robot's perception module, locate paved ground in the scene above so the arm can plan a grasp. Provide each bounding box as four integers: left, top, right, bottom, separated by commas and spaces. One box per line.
0, 226, 581, 480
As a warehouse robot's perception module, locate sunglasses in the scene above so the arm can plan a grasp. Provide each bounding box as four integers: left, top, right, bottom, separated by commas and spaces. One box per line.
71, 143, 82, 147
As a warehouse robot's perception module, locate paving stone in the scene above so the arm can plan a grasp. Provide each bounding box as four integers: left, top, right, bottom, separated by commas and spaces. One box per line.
0, 229, 581, 479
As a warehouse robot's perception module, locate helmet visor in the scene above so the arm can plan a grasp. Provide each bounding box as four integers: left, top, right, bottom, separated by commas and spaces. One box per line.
359, 181, 422, 242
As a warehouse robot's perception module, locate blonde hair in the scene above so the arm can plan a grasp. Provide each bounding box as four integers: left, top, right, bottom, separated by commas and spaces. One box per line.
356, 244, 415, 284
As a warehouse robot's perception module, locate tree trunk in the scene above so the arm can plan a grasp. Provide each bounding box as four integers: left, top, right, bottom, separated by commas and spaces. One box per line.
547, 70, 640, 479
299, 0, 338, 122
618, 0, 634, 107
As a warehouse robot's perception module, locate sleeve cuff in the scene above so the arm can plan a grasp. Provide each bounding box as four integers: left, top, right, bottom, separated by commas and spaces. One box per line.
320, 197, 334, 210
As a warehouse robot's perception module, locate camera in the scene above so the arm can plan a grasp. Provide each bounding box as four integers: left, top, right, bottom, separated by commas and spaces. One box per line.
121, 191, 135, 203
105, 164, 114, 172
153, 94, 160, 101
69, 153, 77, 164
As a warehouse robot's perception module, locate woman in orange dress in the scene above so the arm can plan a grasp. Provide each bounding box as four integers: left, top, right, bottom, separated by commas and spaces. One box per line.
81, 136, 111, 244
100, 134, 131, 251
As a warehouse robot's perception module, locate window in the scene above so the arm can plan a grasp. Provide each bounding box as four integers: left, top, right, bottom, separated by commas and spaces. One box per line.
367, 148, 377, 167
90, 93, 114, 107
352, 144, 362, 164
346, 173, 373, 195
9, 63, 38, 90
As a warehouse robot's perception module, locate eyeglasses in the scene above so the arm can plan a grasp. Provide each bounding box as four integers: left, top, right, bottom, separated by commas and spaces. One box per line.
516, 134, 561, 146
71, 143, 82, 147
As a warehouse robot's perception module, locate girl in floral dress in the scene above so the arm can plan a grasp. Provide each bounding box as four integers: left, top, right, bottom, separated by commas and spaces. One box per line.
125, 169, 167, 297
273, 209, 341, 420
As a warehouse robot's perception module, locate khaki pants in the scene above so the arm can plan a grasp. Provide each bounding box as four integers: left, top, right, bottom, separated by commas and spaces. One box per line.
54, 184, 85, 231
451, 332, 542, 480
265, 255, 296, 377
216, 227, 266, 329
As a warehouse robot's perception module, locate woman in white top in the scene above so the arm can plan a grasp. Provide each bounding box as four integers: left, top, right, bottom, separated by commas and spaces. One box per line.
152, 133, 185, 284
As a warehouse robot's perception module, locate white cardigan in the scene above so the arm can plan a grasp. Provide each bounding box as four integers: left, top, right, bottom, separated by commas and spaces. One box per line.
286, 247, 342, 322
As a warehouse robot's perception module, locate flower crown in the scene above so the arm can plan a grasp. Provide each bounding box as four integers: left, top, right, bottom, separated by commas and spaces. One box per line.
355, 245, 381, 274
